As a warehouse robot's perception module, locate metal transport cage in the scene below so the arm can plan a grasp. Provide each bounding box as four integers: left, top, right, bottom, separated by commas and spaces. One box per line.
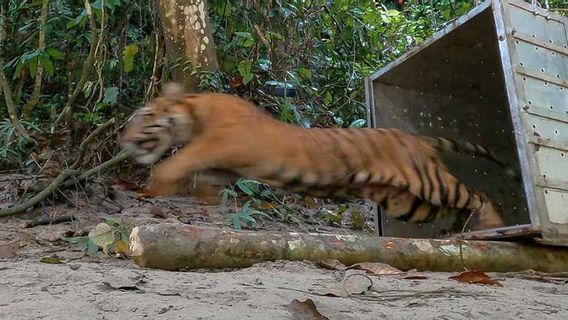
364, 0, 568, 246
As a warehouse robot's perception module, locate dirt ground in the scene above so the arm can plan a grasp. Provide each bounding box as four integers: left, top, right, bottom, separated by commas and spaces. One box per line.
1, 174, 567, 319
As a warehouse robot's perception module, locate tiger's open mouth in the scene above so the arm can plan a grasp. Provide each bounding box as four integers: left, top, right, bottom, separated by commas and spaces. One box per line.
136, 138, 159, 153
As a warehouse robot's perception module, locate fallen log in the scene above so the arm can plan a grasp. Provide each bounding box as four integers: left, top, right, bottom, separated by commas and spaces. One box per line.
129, 223, 568, 273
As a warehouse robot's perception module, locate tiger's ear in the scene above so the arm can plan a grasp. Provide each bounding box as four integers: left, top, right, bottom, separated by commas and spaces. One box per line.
162, 82, 185, 101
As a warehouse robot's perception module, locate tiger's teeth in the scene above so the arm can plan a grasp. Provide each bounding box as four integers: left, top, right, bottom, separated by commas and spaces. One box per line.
353, 171, 371, 184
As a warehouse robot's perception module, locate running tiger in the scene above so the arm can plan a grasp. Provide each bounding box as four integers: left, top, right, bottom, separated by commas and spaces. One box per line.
119, 82, 514, 230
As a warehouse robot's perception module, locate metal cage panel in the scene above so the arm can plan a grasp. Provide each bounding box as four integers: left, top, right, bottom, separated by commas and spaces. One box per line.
365, 0, 568, 245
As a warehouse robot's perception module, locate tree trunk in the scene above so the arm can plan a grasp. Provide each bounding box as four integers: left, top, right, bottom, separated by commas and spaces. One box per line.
155, 0, 219, 91
129, 223, 568, 273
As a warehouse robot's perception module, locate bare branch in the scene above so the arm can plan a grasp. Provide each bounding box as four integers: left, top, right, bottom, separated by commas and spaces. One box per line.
70, 118, 116, 169
0, 169, 78, 218
0, 150, 132, 218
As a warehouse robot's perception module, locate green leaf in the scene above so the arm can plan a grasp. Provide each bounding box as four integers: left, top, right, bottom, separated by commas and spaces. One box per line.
105, 217, 120, 228
39, 56, 54, 76
349, 119, 366, 128
238, 59, 252, 77
236, 179, 260, 196
123, 44, 139, 73
103, 86, 119, 105
243, 73, 253, 85
234, 32, 251, 37
20, 50, 41, 63
13, 62, 23, 80
46, 47, 63, 59
258, 59, 271, 71
296, 67, 312, 80
323, 91, 332, 106
86, 239, 100, 255
88, 223, 116, 249
28, 57, 38, 78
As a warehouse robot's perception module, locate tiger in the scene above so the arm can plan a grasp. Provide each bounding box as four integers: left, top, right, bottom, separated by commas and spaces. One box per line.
119, 82, 516, 230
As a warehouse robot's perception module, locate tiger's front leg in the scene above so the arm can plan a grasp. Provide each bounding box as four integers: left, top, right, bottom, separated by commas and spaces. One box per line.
146, 138, 249, 197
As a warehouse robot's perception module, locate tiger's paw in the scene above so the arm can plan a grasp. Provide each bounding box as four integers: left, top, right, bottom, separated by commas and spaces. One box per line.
144, 177, 182, 197
473, 202, 506, 230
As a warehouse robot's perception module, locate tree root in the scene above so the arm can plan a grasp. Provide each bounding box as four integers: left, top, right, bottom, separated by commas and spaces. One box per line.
0, 150, 132, 218
0, 169, 78, 218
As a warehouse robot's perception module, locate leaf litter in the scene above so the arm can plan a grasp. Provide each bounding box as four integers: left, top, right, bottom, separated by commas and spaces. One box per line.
449, 270, 503, 287
286, 298, 329, 320
315, 259, 427, 279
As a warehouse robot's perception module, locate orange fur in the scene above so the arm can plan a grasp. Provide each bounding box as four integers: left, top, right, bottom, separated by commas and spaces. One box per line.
119, 82, 506, 230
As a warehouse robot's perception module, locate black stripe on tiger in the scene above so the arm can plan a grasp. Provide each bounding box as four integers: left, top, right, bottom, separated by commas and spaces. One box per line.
325, 129, 358, 184
391, 131, 428, 198
435, 167, 448, 206
424, 135, 521, 181
396, 197, 424, 222
423, 204, 441, 222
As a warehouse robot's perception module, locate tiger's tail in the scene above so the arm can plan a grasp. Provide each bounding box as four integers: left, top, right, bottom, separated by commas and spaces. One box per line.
422, 136, 521, 182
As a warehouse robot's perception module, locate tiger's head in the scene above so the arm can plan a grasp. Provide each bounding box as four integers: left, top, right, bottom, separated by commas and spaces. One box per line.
119, 82, 195, 165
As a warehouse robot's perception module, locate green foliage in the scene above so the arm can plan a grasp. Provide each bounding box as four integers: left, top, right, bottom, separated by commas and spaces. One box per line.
206, 0, 477, 128
1, 0, 156, 168
1, 0, 480, 182
60, 218, 132, 255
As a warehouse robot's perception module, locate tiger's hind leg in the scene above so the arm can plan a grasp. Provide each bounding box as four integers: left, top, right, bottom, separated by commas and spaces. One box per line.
398, 158, 505, 228
360, 185, 505, 229
360, 186, 449, 223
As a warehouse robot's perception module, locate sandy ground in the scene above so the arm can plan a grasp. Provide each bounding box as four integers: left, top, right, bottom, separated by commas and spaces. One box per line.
1, 175, 567, 319
1, 259, 567, 320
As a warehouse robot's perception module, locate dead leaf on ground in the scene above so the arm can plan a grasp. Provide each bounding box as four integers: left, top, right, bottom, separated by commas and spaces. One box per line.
450, 270, 503, 287
286, 298, 329, 320
112, 239, 129, 255
99, 282, 141, 292
40, 256, 64, 264
349, 262, 403, 275
303, 196, 317, 209
316, 259, 347, 271
317, 273, 373, 297
401, 271, 428, 280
